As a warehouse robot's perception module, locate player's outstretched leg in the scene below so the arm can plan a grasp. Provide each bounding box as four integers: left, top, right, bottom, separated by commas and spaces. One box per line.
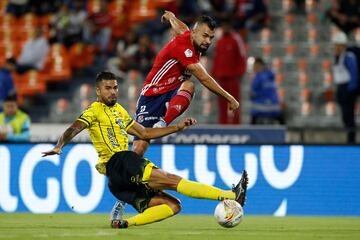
176, 178, 236, 200
148, 168, 247, 202
232, 170, 248, 207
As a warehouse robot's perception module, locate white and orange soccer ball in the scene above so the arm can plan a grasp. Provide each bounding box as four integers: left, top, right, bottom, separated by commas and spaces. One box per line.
214, 200, 244, 228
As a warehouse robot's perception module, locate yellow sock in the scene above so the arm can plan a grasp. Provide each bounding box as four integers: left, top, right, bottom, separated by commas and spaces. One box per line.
176, 179, 235, 200
126, 204, 174, 226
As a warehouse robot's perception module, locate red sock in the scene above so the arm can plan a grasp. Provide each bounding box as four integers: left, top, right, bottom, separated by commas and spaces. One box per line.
163, 90, 192, 124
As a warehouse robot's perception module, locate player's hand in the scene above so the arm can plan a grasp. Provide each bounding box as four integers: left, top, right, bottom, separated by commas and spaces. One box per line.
42, 146, 62, 157
177, 118, 197, 131
161, 10, 175, 23
229, 98, 240, 111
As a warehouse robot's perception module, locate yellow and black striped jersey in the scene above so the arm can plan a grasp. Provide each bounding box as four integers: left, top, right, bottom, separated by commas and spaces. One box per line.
78, 101, 135, 174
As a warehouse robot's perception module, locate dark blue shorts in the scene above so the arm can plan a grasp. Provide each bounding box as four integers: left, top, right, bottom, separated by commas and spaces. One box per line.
135, 88, 178, 131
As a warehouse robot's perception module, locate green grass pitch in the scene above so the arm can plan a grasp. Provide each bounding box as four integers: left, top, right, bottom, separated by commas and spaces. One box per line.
1, 214, 360, 240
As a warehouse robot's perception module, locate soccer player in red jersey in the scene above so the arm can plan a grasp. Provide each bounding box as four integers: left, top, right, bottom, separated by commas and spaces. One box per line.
133, 11, 240, 156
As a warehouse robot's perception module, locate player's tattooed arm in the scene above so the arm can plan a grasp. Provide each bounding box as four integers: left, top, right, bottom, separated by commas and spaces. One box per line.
161, 10, 189, 36
42, 120, 87, 156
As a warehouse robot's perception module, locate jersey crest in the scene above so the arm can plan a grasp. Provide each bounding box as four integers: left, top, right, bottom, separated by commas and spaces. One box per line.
184, 48, 193, 58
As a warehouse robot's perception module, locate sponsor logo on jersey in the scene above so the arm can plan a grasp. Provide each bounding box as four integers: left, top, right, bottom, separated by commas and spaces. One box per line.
115, 118, 124, 128
145, 116, 158, 121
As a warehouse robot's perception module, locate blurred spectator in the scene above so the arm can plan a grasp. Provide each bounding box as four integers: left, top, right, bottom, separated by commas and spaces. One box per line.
80, 98, 91, 111
0, 95, 31, 142
106, 55, 129, 81
178, 0, 201, 23
116, 30, 139, 59
66, 0, 87, 47
49, 3, 71, 44
208, 0, 233, 21
250, 57, 284, 125
16, 26, 49, 74
6, 0, 29, 17
332, 32, 358, 143
136, 9, 170, 45
56, 98, 69, 114
233, 0, 268, 39
49, 97, 73, 123
347, 38, 360, 95
0, 58, 17, 112
326, 0, 360, 35
49, 1, 86, 47
211, 20, 246, 124
132, 35, 156, 76
79, 83, 93, 100
290, 0, 306, 14
83, 0, 113, 54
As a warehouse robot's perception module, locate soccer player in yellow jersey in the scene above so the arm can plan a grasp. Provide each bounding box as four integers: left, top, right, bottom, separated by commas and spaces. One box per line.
42, 71, 248, 228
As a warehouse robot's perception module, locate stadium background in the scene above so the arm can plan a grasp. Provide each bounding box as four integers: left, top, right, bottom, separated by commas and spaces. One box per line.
1, 0, 360, 220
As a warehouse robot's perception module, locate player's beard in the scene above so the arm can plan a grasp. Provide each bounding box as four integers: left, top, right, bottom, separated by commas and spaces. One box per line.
195, 43, 209, 54
106, 97, 117, 106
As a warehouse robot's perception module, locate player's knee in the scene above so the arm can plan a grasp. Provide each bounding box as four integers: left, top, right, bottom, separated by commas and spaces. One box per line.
181, 81, 195, 94
167, 200, 182, 215
166, 172, 182, 189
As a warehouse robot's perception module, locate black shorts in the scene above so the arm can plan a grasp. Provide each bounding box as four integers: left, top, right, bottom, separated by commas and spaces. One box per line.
106, 151, 159, 213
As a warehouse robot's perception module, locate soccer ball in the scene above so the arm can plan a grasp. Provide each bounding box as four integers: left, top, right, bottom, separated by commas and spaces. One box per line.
214, 199, 244, 228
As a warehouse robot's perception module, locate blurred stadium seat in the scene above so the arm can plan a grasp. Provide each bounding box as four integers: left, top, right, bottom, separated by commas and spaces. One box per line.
260, 28, 271, 43
301, 101, 312, 116
285, 44, 296, 59
297, 58, 308, 72
325, 101, 336, 116
272, 57, 283, 72
309, 43, 320, 58
321, 59, 332, 72
275, 72, 284, 85
0, 41, 20, 65
283, 28, 294, 43
128, 0, 157, 24
262, 44, 272, 58
17, 13, 40, 28
307, 28, 317, 43
68, 43, 94, 69
13, 70, 47, 105
0, 14, 16, 27
43, 43, 72, 81
298, 71, 308, 87
306, 12, 317, 27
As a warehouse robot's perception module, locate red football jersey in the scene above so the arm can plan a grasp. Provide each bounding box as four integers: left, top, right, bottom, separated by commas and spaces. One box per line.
140, 31, 201, 96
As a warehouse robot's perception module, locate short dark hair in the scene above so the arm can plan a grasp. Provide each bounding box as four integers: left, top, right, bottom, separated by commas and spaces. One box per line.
96, 71, 116, 85
254, 57, 266, 66
6, 57, 16, 65
196, 15, 217, 30
4, 95, 17, 102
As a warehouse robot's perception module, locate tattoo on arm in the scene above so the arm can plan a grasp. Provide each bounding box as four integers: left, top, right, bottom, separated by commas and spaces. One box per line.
56, 121, 85, 148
